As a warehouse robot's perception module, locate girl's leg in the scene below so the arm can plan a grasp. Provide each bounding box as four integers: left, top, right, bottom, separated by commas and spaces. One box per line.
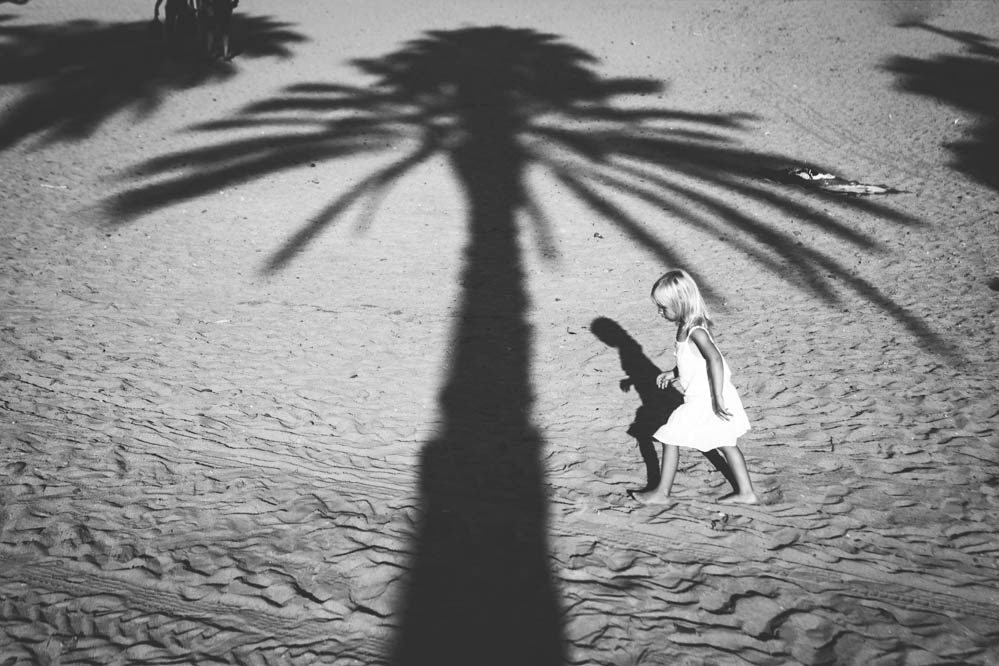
703, 448, 737, 489
633, 442, 679, 504
718, 445, 759, 504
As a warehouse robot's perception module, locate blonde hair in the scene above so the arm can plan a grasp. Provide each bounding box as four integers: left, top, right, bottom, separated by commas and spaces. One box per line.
650, 269, 713, 337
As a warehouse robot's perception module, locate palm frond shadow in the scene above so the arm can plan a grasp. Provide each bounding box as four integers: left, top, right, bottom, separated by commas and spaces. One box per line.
105, 26, 950, 665
886, 21, 999, 192
0, 13, 306, 150
109, 27, 943, 353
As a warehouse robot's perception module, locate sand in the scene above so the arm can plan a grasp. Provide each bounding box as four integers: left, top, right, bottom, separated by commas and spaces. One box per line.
1, 1, 998, 664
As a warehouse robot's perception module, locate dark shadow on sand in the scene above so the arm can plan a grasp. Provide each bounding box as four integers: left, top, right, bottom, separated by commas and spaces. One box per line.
590, 317, 738, 494
0, 12, 305, 150
886, 21, 999, 192
102, 26, 951, 356
590, 316, 680, 490
99, 24, 967, 665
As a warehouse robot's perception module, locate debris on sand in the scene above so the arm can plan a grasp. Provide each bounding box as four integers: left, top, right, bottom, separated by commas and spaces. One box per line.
766, 166, 904, 195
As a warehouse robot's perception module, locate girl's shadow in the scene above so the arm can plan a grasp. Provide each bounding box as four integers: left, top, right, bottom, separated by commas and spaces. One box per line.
590, 317, 737, 492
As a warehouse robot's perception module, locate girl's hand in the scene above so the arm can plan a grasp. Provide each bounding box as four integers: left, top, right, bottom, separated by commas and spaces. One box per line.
713, 400, 732, 421
656, 372, 678, 390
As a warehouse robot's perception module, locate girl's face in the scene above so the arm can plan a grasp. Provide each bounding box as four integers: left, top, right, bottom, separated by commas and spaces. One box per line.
657, 302, 678, 322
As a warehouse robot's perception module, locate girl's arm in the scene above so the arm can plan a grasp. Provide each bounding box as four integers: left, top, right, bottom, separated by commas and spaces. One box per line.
689, 328, 732, 420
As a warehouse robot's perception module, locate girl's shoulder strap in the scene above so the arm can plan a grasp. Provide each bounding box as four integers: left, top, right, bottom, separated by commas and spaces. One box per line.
684, 322, 714, 342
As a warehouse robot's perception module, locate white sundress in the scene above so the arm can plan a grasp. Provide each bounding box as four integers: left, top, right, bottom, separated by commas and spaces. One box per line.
653, 325, 751, 452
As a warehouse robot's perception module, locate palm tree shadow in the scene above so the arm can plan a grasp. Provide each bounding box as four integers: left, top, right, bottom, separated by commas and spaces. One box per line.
101, 25, 962, 664
885, 21, 999, 191
590, 317, 737, 493
0, 12, 306, 150
395, 119, 565, 666
104, 29, 952, 356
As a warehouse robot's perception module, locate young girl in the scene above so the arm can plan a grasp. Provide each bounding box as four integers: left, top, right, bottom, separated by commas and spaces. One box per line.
633, 269, 759, 505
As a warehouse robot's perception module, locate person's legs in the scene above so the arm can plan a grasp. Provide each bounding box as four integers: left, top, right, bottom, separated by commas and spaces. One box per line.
194, 0, 214, 59
718, 445, 758, 504
703, 448, 737, 489
163, 0, 178, 42
632, 441, 678, 504
211, 0, 233, 59
219, 26, 231, 60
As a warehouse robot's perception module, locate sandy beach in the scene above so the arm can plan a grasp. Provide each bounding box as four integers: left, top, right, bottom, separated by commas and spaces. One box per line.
1, 1, 998, 664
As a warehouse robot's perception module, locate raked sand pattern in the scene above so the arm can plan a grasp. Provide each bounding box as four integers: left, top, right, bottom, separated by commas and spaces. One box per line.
2, 1, 998, 665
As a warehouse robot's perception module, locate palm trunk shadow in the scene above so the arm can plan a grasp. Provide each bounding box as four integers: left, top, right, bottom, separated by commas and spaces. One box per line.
391, 129, 564, 665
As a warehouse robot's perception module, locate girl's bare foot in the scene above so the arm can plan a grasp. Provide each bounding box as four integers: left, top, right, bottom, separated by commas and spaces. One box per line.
719, 491, 759, 505
630, 489, 673, 505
